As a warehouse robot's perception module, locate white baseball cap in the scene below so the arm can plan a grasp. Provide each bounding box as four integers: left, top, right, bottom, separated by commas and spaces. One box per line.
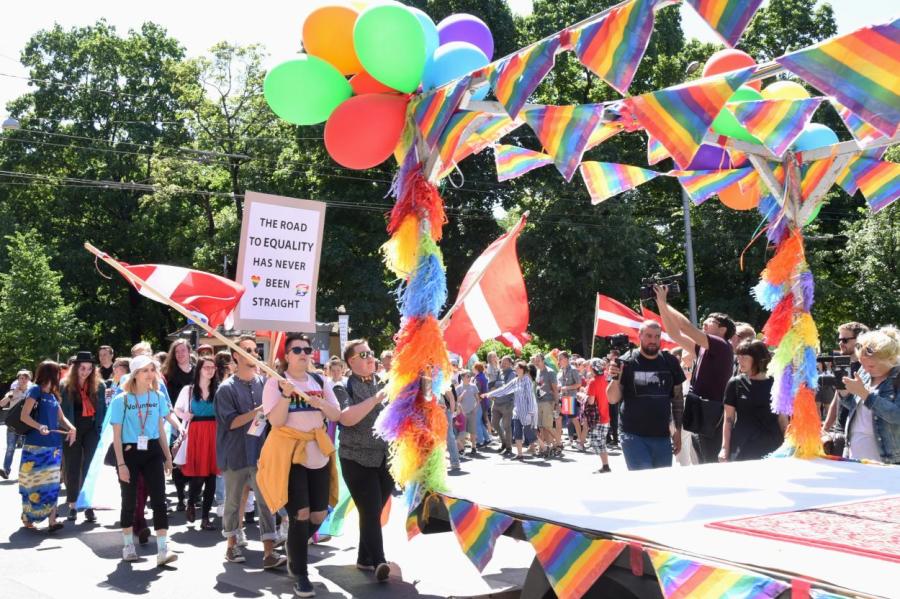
129, 355, 156, 373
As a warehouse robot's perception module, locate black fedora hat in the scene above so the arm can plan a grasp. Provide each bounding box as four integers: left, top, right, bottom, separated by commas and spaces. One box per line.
73, 351, 96, 364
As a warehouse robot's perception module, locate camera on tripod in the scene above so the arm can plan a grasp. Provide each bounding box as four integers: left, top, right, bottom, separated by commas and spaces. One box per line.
640, 274, 682, 301
817, 354, 851, 391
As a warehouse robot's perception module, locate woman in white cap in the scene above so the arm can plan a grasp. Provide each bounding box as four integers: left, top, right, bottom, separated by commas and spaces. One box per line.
1, 369, 35, 479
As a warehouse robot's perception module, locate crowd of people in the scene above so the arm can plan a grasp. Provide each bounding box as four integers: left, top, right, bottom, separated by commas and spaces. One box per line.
2, 286, 898, 596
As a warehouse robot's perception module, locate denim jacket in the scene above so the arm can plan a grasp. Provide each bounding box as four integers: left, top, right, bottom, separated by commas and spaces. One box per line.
841, 365, 900, 464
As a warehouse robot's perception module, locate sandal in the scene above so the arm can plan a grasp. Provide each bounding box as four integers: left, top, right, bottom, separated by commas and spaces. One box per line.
48, 522, 64, 533
21, 515, 36, 530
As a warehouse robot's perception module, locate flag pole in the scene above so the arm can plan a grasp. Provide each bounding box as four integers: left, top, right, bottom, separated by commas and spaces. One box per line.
84, 242, 310, 399
591, 294, 598, 359
438, 211, 529, 330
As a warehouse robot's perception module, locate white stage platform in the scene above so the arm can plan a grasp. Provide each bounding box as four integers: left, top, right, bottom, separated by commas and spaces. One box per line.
444, 458, 900, 598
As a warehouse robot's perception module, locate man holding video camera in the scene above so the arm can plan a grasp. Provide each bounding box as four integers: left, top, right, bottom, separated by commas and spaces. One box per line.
821, 322, 869, 455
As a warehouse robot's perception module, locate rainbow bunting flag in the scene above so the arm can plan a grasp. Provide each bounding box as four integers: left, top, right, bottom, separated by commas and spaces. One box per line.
406, 511, 421, 540
685, 0, 764, 47
670, 166, 755, 204
729, 98, 824, 158
586, 122, 623, 151
836, 156, 900, 212
444, 497, 514, 572
647, 135, 669, 165
771, 157, 838, 202
648, 549, 790, 599
522, 520, 625, 599
776, 17, 900, 137
572, 0, 659, 95
580, 162, 661, 204
833, 100, 887, 159
489, 36, 560, 120
627, 69, 752, 169
523, 104, 603, 181
413, 77, 472, 149
494, 144, 553, 182
436, 112, 523, 179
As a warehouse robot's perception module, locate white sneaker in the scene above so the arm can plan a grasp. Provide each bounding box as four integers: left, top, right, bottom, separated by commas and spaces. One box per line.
122, 544, 139, 562
215, 504, 224, 518
235, 528, 248, 548
157, 551, 178, 567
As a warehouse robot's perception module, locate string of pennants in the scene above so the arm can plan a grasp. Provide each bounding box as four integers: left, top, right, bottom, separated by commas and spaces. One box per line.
405, 492, 849, 599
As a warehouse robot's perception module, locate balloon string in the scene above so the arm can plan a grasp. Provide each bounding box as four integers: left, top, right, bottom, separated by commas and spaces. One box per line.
94, 255, 112, 279
740, 220, 770, 271
447, 164, 465, 189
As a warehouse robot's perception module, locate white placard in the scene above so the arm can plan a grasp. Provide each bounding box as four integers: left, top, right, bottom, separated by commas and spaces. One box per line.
338, 314, 349, 352
233, 191, 325, 332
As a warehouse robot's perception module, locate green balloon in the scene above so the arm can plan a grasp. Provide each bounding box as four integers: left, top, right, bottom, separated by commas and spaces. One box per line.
712, 86, 762, 143
264, 55, 351, 126
805, 201, 823, 225
354, 5, 426, 94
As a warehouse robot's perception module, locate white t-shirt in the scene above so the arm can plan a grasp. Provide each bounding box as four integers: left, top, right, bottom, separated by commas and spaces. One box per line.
262, 373, 339, 469
848, 398, 881, 461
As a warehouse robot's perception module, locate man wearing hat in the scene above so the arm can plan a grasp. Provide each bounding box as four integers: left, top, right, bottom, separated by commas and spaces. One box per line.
1, 369, 35, 479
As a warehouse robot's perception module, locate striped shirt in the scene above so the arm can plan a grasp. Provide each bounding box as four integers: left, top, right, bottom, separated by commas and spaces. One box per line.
487, 375, 537, 426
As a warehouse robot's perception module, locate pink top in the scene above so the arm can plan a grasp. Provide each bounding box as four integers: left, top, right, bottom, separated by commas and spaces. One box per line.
262, 373, 340, 469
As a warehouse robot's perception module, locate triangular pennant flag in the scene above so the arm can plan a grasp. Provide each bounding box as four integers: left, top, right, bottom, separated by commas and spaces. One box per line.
413, 76, 471, 149
836, 157, 900, 212
669, 166, 755, 204
406, 511, 421, 540
729, 98, 824, 158
647, 135, 670, 165
523, 104, 603, 181
586, 122, 624, 151
777, 17, 900, 137
648, 549, 790, 599
444, 497, 514, 572
770, 157, 838, 203
572, 0, 659, 95
685, 0, 764, 47
489, 36, 561, 120
580, 161, 660, 204
437, 112, 523, 180
832, 100, 887, 159
494, 144, 554, 182
627, 69, 752, 169
522, 520, 625, 599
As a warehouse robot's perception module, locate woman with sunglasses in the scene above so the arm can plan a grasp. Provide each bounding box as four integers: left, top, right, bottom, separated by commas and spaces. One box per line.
840, 327, 900, 464
174, 355, 220, 529
334, 339, 393, 583
258, 332, 341, 597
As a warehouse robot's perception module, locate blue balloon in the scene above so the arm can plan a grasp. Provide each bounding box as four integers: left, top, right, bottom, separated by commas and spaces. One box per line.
422, 41, 489, 100
791, 123, 838, 152
408, 7, 439, 64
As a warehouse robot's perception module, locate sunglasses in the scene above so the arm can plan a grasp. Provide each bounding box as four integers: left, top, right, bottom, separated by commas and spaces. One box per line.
354, 350, 374, 360
288, 346, 314, 355
838, 336, 856, 344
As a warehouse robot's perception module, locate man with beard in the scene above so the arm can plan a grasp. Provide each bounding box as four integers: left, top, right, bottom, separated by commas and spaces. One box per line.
607, 320, 685, 470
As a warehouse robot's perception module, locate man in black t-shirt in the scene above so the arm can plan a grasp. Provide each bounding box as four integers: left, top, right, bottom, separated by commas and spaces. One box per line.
607, 320, 685, 470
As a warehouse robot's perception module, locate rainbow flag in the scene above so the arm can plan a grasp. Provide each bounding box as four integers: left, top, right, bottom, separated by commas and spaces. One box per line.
494, 144, 553, 181
413, 76, 471, 149
586, 122, 623, 151
522, 520, 625, 599
444, 497, 514, 572
833, 100, 887, 159
685, 0, 764, 47
771, 157, 838, 202
777, 17, 900, 137
436, 111, 522, 179
729, 98, 824, 158
580, 161, 660, 204
628, 69, 752, 169
836, 156, 900, 212
406, 511, 421, 540
489, 36, 560, 119
572, 0, 659, 95
523, 104, 604, 181
648, 549, 790, 599
647, 135, 669, 165
670, 166, 755, 204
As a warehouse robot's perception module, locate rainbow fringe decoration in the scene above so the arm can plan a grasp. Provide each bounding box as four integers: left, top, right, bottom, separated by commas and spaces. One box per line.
489, 36, 560, 119
670, 166, 755, 205
836, 156, 900, 212
777, 16, 900, 137
522, 520, 625, 599
523, 104, 604, 181
684, 0, 764, 47
648, 549, 790, 598
729, 98, 824, 158
580, 161, 660, 204
445, 497, 514, 572
494, 144, 554, 182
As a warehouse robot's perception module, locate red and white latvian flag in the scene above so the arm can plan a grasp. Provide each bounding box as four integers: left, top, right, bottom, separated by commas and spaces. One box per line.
443, 214, 530, 360
595, 294, 677, 349
117, 261, 245, 329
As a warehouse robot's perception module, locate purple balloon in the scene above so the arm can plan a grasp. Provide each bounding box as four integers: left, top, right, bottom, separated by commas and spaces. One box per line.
437, 13, 494, 60
687, 144, 732, 170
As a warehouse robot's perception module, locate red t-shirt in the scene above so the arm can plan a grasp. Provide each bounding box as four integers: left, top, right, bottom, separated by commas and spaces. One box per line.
586, 377, 610, 424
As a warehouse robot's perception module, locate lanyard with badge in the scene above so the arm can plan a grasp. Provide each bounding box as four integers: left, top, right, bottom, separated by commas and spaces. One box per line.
135, 391, 153, 450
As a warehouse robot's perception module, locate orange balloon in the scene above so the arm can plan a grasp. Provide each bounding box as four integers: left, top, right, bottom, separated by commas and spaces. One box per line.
302, 6, 362, 76
718, 176, 761, 210
703, 49, 761, 91
350, 70, 398, 95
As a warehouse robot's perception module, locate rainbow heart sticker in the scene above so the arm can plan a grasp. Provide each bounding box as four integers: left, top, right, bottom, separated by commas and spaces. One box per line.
250, 275, 261, 287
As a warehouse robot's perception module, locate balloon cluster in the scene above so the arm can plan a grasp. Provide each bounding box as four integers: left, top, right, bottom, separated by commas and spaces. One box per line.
263, 3, 495, 170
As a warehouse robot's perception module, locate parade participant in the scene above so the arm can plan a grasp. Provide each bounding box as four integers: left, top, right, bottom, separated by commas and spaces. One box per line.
258, 332, 341, 597
584, 359, 611, 473
174, 355, 220, 529
107, 357, 131, 396
607, 321, 685, 471
822, 322, 869, 455
720, 341, 787, 462
335, 339, 394, 582
490, 356, 516, 456
670, 348, 698, 467
19, 361, 76, 531
1, 369, 34, 479
534, 354, 560, 458
98, 346, 115, 380
455, 371, 480, 456
483, 361, 537, 461
557, 351, 584, 451
216, 350, 235, 381
472, 362, 491, 448
606, 349, 621, 448
841, 326, 900, 464
215, 335, 285, 568
197, 344, 215, 358
327, 358, 346, 386
60, 351, 106, 523
162, 338, 195, 511
108, 355, 177, 565
442, 385, 461, 473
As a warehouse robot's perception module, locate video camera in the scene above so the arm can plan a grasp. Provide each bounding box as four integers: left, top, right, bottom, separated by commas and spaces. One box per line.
603, 333, 632, 381
817, 354, 851, 391
639, 274, 682, 301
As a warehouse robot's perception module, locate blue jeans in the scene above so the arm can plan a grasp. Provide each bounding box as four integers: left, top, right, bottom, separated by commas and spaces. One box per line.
4, 429, 22, 473
445, 408, 460, 468
621, 433, 672, 471
476, 404, 490, 445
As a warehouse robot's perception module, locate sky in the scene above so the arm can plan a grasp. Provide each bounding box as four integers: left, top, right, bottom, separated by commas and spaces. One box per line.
0, 1, 895, 115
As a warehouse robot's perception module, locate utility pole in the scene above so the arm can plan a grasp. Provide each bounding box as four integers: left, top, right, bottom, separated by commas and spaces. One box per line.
682, 187, 698, 326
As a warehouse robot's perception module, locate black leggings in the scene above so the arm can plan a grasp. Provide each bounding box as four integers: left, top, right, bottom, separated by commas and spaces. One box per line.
188, 474, 217, 519
340, 457, 394, 567
119, 442, 168, 531
285, 464, 331, 577
64, 416, 99, 503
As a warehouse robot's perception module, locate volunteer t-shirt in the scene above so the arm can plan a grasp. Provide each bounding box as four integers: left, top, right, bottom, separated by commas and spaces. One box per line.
109, 390, 171, 443
262, 373, 340, 469
619, 350, 685, 437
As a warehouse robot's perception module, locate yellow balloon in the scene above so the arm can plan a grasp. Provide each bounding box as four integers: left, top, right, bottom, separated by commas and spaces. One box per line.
762, 80, 810, 101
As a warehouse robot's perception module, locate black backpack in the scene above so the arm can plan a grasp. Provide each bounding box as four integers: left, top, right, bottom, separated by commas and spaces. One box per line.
5, 396, 37, 436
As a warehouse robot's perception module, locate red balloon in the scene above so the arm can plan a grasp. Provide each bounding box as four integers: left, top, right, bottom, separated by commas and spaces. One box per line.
324, 93, 409, 170
349, 71, 398, 95
703, 49, 761, 91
